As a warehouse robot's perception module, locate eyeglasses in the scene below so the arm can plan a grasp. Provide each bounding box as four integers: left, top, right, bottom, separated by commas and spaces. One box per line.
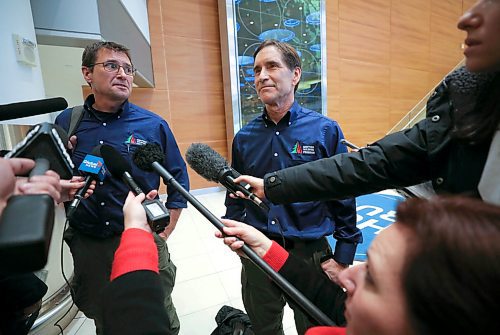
89, 61, 136, 76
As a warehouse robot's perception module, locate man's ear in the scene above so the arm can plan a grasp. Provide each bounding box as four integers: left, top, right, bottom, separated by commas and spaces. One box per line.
82, 66, 92, 86
292, 67, 302, 86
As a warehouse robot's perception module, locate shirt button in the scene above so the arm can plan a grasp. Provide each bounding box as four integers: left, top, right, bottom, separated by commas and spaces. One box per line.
99, 140, 104, 144
100, 181, 104, 185
100, 202, 105, 206
275, 131, 280, 135
274, 153, 278, 157
431, 115, 440, 122
103, 122, 107, 126
269, 176, 276, 183
436, 177, 444, 185
271, 220, 276, 225
105, 221, 110, 226
117, 116, 121, 119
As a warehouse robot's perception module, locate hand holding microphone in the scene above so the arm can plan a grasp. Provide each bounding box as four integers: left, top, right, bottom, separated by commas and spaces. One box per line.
231, 175, 266, 200
123, 192, 153, 233
185, 143, 269, 212
5, 122, 74, 179
100, 145, 170, 234
131, 143, 335, 326
66, 146, 106, 218
0, 122, 75, 271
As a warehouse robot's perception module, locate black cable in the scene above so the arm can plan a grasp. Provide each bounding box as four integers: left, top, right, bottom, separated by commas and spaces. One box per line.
53, 218, 75, 334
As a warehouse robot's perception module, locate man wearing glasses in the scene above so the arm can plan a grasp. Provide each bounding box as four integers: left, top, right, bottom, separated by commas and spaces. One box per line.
55, 41, 189, 334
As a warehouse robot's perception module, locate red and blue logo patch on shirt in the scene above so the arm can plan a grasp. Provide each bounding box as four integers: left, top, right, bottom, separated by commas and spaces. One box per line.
291, 141, 315, 155
125, 134, 147, 146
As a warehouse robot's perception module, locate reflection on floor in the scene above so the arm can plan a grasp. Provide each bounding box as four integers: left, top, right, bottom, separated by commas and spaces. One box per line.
62, 190, 298, 335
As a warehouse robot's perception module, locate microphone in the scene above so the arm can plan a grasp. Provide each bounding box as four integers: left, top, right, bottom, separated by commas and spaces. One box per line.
0, 97, 68, 121
4, 122, 74, 179
100, 145, 170, 234
185, 143, 269, 212
132, 142, 335, 327
66, 146, 107, 219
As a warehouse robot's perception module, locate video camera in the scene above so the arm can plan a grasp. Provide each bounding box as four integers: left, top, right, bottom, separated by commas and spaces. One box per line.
0, 122, 73, 272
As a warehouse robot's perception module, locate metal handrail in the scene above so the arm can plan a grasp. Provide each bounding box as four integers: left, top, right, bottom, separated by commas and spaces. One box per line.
387, 59, 465, 134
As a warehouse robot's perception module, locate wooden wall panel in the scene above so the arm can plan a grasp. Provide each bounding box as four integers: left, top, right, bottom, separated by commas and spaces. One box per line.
327, 0, 468, 148
163, 0, 220, 42
339, 20, 390, 65
164, 38, 223, 93
339, 60, 390, 98
338, 0, 390, 30
137, 0, 226, 191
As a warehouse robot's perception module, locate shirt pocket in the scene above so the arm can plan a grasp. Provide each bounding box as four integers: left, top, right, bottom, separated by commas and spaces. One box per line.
289, 153, 320, 166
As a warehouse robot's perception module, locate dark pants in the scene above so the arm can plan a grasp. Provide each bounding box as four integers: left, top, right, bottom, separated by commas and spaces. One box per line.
241, 237, 330, 335
64, 227, 180, 334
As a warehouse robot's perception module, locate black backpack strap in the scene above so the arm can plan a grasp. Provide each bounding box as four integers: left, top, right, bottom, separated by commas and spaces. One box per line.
68, 105, 85, 137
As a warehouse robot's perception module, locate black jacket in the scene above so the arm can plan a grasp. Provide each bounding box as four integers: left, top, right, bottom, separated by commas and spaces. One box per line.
264, 68, 497, 203
102, 271, 169, 335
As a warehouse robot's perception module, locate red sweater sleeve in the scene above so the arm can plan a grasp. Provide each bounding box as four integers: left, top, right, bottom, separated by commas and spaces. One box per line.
262, 241, 289, 271
110, 228, 158, 281
306, 327, 347, 335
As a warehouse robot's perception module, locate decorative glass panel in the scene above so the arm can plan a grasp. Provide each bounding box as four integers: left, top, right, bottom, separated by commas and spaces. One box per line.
222, 0, 327, 132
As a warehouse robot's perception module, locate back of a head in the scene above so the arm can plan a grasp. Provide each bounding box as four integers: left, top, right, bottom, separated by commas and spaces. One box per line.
396, 196, 500, 335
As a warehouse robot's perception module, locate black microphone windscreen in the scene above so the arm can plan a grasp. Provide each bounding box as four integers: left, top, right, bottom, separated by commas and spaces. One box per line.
100, 145, 131, 177
90, 145, 103, 157
0, 97, 68, 121
133, 143, 165, 172
185, 143, 228, 182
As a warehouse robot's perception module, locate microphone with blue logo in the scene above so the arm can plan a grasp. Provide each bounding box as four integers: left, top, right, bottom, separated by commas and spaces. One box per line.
66, 146, 107, 219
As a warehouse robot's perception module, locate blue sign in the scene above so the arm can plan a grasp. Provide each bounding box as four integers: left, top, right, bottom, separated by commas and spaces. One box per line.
79, 154, 107, 181
328, 193, 404, 261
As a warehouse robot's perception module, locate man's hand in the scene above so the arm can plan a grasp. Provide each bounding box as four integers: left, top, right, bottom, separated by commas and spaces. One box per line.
215, 219, 272, 258
230, 175, 265, 199
68, 135, 77, 151
159, 208, 181, 240
321, 258, 348, 284
59, 176, 96, 203
123, 191, 152, 233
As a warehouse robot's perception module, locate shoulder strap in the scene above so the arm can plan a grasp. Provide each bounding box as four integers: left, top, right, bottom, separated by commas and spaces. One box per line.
68, 105, 85, 137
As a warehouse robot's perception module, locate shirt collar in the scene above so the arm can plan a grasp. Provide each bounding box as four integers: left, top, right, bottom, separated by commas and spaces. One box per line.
261, 100, 300, 127
84, 94, 128, 120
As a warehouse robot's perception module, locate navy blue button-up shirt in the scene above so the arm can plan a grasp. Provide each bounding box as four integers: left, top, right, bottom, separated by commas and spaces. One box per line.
55, 95, 189, 238
224, 101, 361, 264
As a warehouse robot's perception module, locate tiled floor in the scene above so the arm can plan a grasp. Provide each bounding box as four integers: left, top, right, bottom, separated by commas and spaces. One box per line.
63, 189, 298, 335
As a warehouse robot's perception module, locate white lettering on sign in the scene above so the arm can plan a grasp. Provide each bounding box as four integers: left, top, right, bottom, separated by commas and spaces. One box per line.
356, 205, 396, 235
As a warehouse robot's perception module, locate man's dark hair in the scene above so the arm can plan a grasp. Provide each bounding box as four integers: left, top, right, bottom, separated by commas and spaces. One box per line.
81, 41, 132, 68
253, 39, 301, 93
396, 196, 500, 335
